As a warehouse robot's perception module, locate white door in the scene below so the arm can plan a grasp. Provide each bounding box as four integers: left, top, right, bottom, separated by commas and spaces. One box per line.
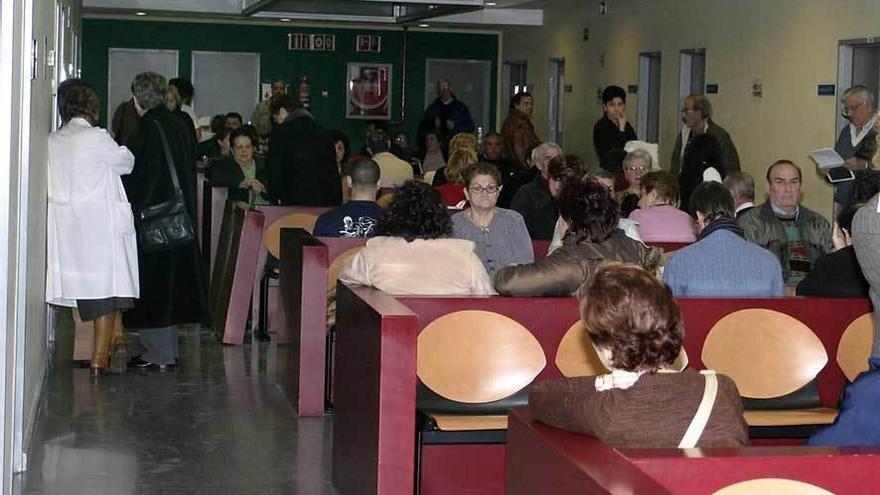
191, 51, 261, 123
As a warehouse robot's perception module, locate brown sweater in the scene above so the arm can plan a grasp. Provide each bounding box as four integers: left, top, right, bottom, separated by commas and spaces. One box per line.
529, 369, 749, 448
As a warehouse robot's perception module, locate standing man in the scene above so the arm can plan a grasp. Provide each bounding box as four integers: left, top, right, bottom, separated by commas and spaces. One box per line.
251, 79, 285, 137
122, 71, 208, 369
267, 94, 341, 206
832, 85, 878, 209
418, 78, 475, 150
738, 160, 832, 289
593, 85, 637, 161
367, 132, 413, 188
501, 92, 540, 171
671, 94, 740, 176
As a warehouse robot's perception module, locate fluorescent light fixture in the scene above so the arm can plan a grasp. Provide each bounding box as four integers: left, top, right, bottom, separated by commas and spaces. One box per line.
486, 2, 497, 5
135, 11, 147, 16
418, 23, 430, 27
280, 18, 291, 22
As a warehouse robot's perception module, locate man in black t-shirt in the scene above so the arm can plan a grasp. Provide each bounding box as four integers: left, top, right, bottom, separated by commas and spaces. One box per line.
314, 159, 383, 237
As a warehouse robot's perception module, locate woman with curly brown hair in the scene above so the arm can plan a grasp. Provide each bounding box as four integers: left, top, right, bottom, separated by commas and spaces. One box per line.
338, 180, 493, 295
493, 180, 659, 296
530, 264, 748, 448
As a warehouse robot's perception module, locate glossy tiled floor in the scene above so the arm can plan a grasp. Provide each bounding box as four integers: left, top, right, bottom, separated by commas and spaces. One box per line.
17, 315, 338, 494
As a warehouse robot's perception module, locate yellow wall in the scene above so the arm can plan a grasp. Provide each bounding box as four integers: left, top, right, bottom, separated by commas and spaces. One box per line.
502, 0, 880, 219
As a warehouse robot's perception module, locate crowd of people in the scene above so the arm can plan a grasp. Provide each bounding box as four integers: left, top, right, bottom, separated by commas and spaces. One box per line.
47, 69, 880, 447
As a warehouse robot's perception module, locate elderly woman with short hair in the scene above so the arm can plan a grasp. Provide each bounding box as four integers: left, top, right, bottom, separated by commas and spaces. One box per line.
617, 149, 652, 217
529, 263, 748, 448
122, 71, 208, 370
494, 180, 658, 296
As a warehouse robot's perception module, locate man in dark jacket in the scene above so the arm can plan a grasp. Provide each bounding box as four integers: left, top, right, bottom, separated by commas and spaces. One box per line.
122, 71, 209, 369
510, 142, 561, 240
418, 78, 475, 151
671, 94, 740, 177
592, 85, 637, 161
267, 94, 341, 206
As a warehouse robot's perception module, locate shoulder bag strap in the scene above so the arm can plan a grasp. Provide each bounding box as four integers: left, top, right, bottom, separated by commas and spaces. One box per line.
678, 370, 718, 449
152, 119, 183, 197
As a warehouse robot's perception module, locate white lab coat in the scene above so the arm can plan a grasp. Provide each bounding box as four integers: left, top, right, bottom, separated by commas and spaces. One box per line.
46, 118, 139, 307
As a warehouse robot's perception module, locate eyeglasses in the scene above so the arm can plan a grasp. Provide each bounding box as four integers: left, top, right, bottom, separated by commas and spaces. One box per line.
625, 165, 648, 173
842, 101, 865, 118
469, 184, 500, 194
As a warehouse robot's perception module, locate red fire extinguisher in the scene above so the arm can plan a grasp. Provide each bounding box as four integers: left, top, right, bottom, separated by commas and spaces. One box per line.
298, 75, 311, 109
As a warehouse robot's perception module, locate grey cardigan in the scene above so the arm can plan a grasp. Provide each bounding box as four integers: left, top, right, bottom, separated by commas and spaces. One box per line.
452, 208, 534, 276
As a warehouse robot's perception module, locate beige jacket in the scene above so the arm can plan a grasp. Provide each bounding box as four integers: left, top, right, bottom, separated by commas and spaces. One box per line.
372, 152, 414, 188
338, 237, 495, 295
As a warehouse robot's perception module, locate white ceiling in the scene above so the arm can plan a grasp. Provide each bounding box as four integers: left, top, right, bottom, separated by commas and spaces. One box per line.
82, 0, 545, 27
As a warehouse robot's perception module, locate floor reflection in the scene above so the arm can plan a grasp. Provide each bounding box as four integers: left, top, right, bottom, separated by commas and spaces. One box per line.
19, 316, 337, 494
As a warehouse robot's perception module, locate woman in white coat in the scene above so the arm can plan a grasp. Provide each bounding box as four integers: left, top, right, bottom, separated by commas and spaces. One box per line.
47, 83, 139, 375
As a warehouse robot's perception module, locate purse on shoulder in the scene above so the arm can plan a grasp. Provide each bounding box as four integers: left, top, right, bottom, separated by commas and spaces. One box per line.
135, 120, 196, 253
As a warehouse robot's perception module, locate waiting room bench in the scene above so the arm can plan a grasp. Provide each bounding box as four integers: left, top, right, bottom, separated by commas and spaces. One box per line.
330, 285, 871, 495
507, 408, 880, 495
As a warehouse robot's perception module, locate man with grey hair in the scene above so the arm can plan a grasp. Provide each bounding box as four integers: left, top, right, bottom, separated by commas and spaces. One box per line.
723, 171, 756, 218
122, 71, 208, 370
671, 93, 740, 177
833, 85, 878, 208
510, 142, 562, 239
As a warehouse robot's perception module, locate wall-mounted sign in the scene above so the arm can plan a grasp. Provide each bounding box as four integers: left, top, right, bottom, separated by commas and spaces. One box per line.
356, 35, 382, 53
627, 84, 638, 94
289, 33, 336, 52
705, 84, 719, 94
818, 84, 836, 96
346, 62, 392, 120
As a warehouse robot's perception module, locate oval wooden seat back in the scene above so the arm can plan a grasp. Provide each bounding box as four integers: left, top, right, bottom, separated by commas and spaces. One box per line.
712, 478, 834, 495
837, 313, 874, 382
555, 320, 690, 377
417, 310, 546, 403
327, 246, 364, 292
376, 192, 394, 209
554, 321, 609, 377
701, 309, 828, 399
262, 213, 318, 258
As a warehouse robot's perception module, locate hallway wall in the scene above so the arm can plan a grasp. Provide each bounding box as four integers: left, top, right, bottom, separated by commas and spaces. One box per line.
501, 0, 880, 220
0, 0, 81, 481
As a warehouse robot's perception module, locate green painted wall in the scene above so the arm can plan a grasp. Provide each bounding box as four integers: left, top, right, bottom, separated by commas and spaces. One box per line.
82, 19, 498, 152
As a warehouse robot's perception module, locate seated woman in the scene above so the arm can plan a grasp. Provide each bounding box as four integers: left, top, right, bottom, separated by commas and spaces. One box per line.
434, 148, 477, 208
329, 129, 351, 202
629, 170, 696, 243
796, 202, 870, 297
452, 162, 533, 276
210, 127, 271, 205
616, 149, 651, 217
493, 180, 659, 296
339, 180, 494, 295
420, 130, 447, 173
530, 264, 749, 448
433, 132, 477, 187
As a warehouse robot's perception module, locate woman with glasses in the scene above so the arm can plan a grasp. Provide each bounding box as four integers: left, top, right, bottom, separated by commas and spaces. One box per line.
617, 149, 651, 217
452, 162, 534, 275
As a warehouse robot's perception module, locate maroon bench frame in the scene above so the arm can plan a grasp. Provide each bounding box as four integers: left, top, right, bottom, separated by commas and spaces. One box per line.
331, 285, 871, 495
508, 408, 880, 495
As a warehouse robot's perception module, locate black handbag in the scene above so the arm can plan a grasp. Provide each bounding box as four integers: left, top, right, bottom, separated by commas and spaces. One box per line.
135, 120, 196, 253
